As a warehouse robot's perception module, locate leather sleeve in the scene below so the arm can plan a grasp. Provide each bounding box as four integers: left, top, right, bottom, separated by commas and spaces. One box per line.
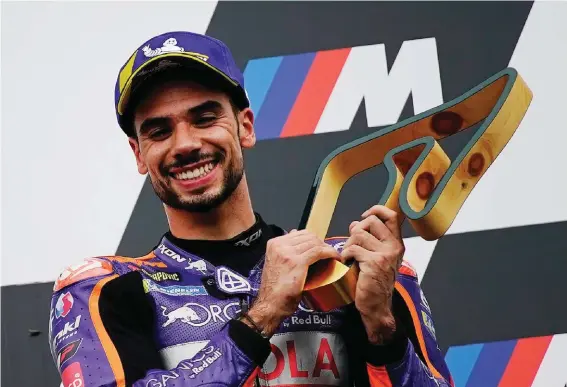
49, 259, 270, 387
365, 263, 454, 386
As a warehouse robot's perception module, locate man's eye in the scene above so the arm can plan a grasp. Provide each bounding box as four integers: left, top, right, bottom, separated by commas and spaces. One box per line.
148, 127, 171, 139
195, 115, 217, 126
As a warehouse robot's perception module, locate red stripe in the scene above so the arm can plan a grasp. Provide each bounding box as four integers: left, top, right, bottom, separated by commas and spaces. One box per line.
242, 368, 257, 387
498, 335, 553, 387
279, 47, 351, 138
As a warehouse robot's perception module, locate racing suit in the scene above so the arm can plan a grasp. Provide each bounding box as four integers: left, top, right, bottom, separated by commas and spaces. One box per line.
49, 213, 453, 386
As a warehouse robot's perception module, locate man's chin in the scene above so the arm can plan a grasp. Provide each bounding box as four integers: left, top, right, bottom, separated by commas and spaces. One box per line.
157, 166, 243, 214
168, 191, 227, 213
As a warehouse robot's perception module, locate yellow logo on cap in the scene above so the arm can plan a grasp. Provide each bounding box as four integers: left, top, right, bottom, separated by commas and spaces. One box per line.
118, 50, 138, 94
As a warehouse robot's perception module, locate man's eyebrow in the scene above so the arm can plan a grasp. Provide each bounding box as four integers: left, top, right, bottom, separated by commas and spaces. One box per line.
188, 100, 223, 115
139, 116, 170, 135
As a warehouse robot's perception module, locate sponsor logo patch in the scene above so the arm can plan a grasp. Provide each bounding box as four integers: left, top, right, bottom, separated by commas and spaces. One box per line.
56, 338, 82, 370
141, 37, 209, 62
160, 301, 240, 328
259, 332, 346, 385
283, 314, 333, 328
146, 345, 222, 385
215, 267, 256, 295
185, 260, 208, 275
52, 315, 81, 350
141, 269, 181, 282
61, 362, 85, 387
420, 289, 432, 313
108, 255, 167, 268
55, 292, 74, 319
54, 258, 113, 291
421, 310, 437, 339
182, 345, 223, 378
234, 229, 262, 247
143, 279, 208, 297
158, 244, 186, 263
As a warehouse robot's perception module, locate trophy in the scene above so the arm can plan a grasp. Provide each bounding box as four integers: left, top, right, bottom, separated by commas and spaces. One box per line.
299, 68, 533, 312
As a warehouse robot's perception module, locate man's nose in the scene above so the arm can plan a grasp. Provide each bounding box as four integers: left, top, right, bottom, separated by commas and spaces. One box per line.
170, 122, 203, 155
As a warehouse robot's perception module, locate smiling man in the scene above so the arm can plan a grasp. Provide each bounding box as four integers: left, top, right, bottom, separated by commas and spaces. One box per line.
48, 31, 453, 387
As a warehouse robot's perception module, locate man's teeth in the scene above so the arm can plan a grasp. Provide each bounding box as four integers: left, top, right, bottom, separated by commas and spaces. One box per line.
174, 162, 215, 180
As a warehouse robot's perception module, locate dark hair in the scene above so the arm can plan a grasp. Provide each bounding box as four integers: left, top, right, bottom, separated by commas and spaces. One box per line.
122, 59, 243, 138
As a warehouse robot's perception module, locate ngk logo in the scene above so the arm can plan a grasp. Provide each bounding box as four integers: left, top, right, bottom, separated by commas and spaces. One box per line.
258, 332, 347, 385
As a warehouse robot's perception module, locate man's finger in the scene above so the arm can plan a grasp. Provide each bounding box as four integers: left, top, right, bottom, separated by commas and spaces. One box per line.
294, 238, 324, 255
303, 244, 341, 266
340, 244, 371, 263
353, 215, 393, 243
336, 253, 352, 264
361, 205, 403, 241
287, 229, 310, 237
284, 229, 318, 244
344, 227, 383, 252
349, 221, 359, 233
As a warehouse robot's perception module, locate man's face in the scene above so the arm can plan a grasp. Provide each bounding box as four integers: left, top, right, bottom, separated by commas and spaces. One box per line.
129, 79, 256, 212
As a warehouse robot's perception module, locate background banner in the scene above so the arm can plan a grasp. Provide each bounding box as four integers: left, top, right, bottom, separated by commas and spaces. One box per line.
2, 1, 566, 386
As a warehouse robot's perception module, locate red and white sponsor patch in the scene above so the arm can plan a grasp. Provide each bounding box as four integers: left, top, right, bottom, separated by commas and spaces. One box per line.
56, 338, 82, 370
258, 332, 348, 386
399, 260, 418, 278
54, 258, 113, 291
61, 362, 85, 387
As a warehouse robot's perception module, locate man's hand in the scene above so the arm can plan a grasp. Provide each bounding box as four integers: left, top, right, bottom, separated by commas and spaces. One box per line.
245, 230, 340, 337
339, 205, 406, 345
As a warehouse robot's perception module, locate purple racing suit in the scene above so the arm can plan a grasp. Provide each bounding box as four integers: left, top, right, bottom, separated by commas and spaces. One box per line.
48, 221, 454, 386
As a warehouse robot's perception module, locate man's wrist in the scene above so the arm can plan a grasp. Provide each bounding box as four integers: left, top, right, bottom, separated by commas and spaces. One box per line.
365, 331, 408, 366
364, 308, 409, 366
240, 300, 285, 338
362, 309, 397, 345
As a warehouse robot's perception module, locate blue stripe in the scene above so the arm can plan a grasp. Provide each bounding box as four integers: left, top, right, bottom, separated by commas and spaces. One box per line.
465, 339, 517, 387
242, 56, 283, 118
252, 52, 316, 140
445, 343, 484, 387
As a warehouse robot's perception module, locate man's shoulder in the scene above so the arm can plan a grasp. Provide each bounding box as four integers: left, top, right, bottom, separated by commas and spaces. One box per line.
52, 252, 165, 293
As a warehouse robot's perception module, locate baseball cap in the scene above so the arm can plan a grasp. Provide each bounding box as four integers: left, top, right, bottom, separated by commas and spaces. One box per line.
114, 31, 249, 135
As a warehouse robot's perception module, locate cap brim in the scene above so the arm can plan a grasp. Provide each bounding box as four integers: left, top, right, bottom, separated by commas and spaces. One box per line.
117, 52, 240, 116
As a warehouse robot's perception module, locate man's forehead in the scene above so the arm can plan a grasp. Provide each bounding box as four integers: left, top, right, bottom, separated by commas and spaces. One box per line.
135, 82, 227, 118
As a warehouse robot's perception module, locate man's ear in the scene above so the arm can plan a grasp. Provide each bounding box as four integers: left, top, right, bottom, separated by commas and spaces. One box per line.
128, 137, 148, 175
238, 108, 256, 149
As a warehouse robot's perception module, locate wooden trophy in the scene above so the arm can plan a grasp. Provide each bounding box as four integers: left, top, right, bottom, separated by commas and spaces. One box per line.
299, 67, 533, 312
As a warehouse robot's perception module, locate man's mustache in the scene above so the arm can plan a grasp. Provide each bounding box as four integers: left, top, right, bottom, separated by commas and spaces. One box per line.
160, 151, 225, 175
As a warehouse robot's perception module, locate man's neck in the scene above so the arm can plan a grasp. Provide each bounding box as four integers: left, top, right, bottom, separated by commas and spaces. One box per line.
165, 178, 256, 241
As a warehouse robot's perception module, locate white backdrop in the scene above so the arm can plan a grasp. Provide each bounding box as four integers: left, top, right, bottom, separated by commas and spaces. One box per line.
2, 1, 219, 286
1, 1, 565, 286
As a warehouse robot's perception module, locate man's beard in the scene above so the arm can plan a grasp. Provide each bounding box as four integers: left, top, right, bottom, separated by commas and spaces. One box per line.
150, 150, 244, 213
